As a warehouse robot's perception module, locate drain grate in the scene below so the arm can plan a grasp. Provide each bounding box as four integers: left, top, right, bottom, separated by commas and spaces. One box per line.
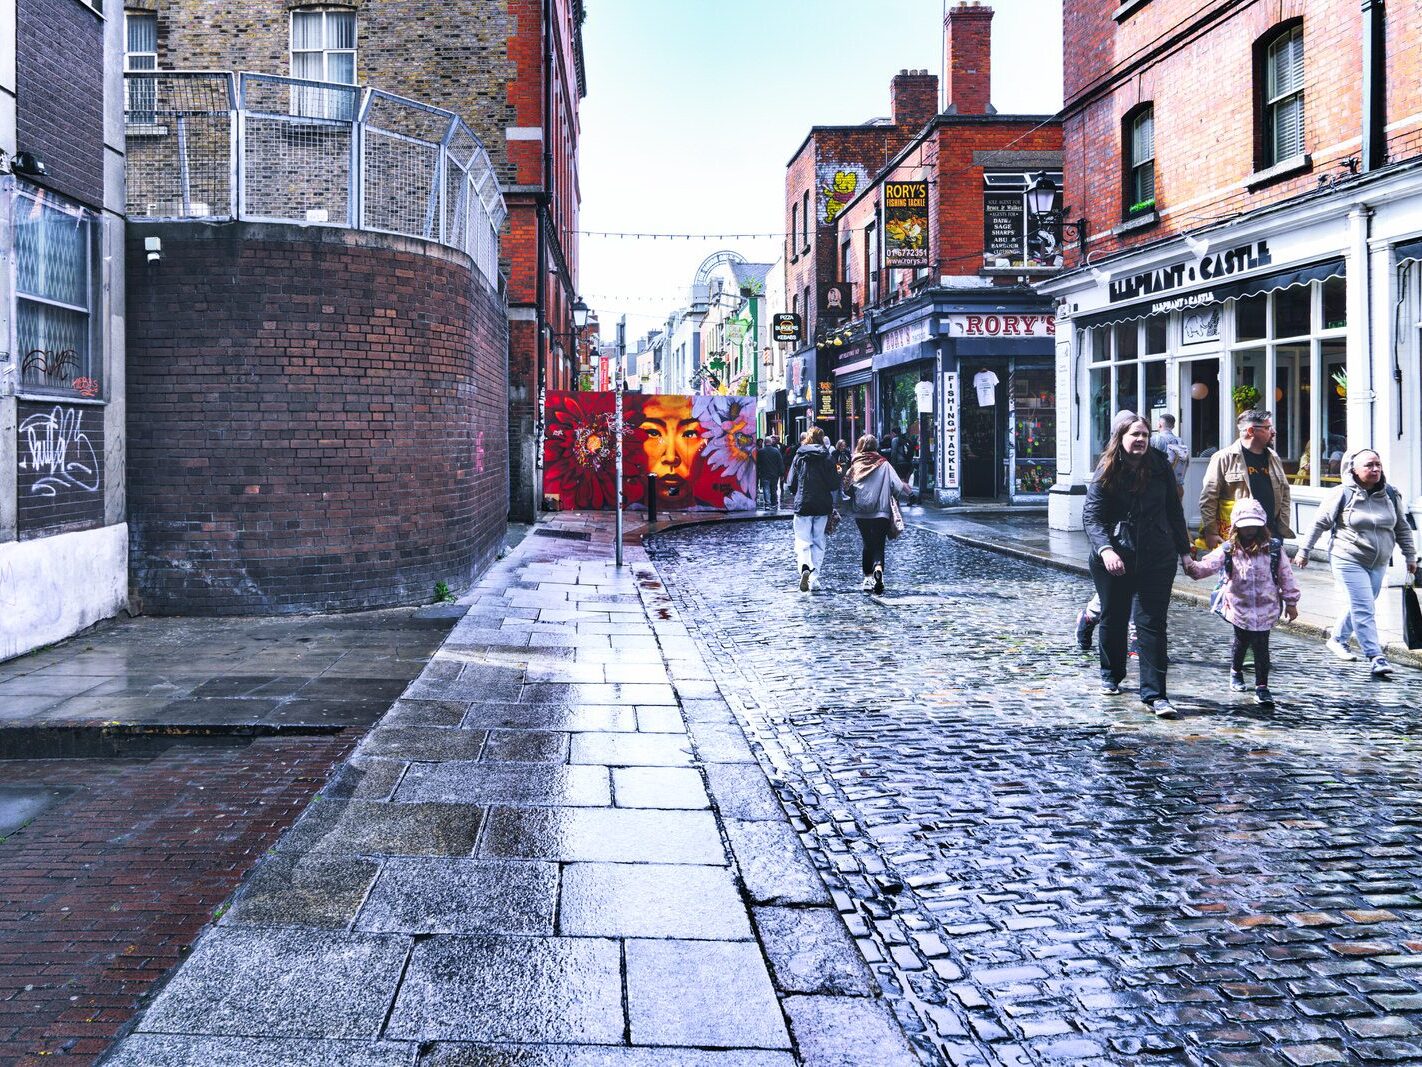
533, 529, 593, 541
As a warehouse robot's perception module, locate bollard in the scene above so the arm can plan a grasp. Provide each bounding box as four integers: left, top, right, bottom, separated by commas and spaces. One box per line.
646, 475, 658, 524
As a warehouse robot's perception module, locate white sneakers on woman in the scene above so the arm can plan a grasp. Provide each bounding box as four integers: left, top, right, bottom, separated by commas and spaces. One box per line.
1325, 635, 1359, 661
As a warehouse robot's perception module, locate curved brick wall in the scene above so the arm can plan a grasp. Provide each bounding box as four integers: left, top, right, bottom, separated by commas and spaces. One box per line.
126, 222, 508, 614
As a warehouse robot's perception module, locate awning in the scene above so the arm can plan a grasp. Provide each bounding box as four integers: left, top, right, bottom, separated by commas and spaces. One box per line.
1395, 236, 1422, 264
1075, 258, 1345, 331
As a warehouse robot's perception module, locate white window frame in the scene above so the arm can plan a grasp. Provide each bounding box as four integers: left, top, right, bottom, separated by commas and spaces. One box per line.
1127, 107, 1155, 214
1265, 24, 1305, 166
290, 8, 358, 86
124, 11, 158, 123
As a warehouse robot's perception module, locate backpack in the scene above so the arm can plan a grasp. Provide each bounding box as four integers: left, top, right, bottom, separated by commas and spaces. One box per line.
892, 437, 911, 465
1209, 539, 1282, 619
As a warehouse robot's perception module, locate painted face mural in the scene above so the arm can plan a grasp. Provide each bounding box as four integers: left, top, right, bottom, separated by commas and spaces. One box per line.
542, 392, 756, 512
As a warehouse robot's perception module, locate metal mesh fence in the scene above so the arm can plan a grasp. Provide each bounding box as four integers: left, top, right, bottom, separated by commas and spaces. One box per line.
124, 71, 505, 283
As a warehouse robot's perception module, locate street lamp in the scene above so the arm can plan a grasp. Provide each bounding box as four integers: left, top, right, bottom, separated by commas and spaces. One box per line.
1027, 174, 1088, 253
572, 298, 590, 330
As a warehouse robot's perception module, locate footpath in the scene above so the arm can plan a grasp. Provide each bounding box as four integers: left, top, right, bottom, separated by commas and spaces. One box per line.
102, 511, 916, 1066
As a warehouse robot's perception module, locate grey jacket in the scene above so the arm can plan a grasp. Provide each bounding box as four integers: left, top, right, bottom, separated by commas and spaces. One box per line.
1300, 452, 1417, 570
844, 460, 909, 520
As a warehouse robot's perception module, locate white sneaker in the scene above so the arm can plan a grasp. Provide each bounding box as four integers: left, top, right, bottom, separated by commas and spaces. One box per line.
1325, 635, 1359, 661
1371, 656, 1394, 677
808, 571, 821, 592
861, 575, 875, 591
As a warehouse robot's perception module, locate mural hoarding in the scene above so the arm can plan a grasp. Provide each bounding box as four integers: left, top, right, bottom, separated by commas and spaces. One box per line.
543, 392, 757, 512
883, 181, 929, 269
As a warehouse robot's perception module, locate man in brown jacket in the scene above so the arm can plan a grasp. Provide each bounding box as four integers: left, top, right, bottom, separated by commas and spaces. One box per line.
1199, 408, 1294, 549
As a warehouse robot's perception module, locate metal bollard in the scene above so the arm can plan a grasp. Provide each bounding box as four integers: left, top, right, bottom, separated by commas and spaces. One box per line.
646, 475, 658, 524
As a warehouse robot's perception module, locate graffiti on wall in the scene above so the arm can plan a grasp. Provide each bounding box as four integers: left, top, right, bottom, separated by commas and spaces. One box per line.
817, 164, 868, 225
16, 401, 105, 538
543, 392, 756, 512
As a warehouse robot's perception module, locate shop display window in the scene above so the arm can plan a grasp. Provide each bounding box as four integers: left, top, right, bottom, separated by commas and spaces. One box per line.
1013, 370, 1055, 495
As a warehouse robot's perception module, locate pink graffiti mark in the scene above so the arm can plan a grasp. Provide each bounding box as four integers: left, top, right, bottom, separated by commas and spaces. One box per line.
19, 406, 100, 497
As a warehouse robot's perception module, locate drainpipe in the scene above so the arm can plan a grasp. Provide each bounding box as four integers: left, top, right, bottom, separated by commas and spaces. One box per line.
1361, 0, 1386, 172
1346, 205, 1376, 445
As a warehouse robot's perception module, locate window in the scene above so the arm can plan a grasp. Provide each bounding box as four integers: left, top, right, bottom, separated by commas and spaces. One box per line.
801, 190, 810, 252
124, 11, 158, 123
983, 171, 1063, 268
15, 184, 99, 397
865, 220, 879, 306
1264, 24, 1305, 166
789, 203, 799, 261
1125, 106, 1155, 216
291, 8, 357, 118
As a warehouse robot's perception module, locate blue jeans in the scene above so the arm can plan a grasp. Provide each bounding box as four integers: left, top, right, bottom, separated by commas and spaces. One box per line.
1331, 556, 1389, 659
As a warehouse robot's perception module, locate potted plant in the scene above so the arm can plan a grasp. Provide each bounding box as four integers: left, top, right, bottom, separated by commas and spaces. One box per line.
1232, 384, 1261, 413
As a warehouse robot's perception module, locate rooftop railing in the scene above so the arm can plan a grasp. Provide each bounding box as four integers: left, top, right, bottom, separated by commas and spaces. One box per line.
124, 71, 506, 285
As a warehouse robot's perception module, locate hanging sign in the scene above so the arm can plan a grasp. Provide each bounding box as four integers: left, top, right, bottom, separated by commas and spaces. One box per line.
772, 313, 801, 343
884, 181, 930, 269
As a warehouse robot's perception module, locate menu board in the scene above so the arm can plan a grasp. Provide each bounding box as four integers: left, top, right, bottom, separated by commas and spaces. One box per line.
985, 193, 1024, 261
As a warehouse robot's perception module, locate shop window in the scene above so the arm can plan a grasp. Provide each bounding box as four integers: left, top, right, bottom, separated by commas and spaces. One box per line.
983, 170, 1063, 268
15, 184, 99, 397
1144, 314, 1167, 355
1113, 321, 1138, 361
1322, 274, 1346, 329
291, 8, 357, 118
124, 11, 158, 123
1273, 284, 1310, 338
1320, 340, 1347, 484
1262, 22, 1305, 167
1274, 343, 1311, 480
1236, 293, 1267, 341
1116, 361, 1139, 415
1184, 360, 1221, 458
1124, 105, 1155, 217
1013, 369, 1056, 495
1144, 359, 1168, 423
1089, 366, 1111, 463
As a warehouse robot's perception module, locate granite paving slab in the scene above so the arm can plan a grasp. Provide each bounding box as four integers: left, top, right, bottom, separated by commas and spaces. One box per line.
559, 862, 753, 940
780, 997, 920, 1067
752, 907, 877, 996
394, 762, 610, 807
611, 767, 710, 809
222, 856, 381, 929
460, 702, 637, 733
277, 800, 483, 857
136, 928, 408, 1039
420, 1045, 796, 1067
354, 858, 557, 935
104, 1035, 418, 1066
481, 728, 569, 762
385, 935, 623, 1044
722, 819, 832, 906
625, 939, 791, 1049
480, 807, 726, 864
358, 725, 489, 761
570, 731, 694, 767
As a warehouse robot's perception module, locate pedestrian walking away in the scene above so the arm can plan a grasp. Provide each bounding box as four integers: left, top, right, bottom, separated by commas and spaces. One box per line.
1151, 413, 1190, 500
1199, 408, 1294, 548
890, 428, 914, 483
842, 433, 911, 595
1083, 411, 1192, 717
785, 427, 838, 592
1181, 498, 1301, 706
756, 434, 786, 510
830, 439, 852, 484
1293, 448, 1419, 677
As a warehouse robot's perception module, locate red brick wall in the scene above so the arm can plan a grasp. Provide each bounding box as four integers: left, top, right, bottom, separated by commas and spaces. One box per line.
944, 3, 993, 116
1062, 0, 1422, 264
124, 222, 508, 614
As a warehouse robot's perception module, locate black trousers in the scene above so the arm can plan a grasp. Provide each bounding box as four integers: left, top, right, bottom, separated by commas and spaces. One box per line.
856, 518, 891, 575
1231, 627, 1271, 686
1088, 554, 1176, 704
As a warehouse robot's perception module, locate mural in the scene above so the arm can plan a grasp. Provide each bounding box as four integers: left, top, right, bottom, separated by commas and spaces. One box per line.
817, 164, 868, 225
543, 392, 757, 512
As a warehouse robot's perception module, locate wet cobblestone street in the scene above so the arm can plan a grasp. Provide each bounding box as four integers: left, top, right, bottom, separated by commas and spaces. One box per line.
649, 520, 1422, 1067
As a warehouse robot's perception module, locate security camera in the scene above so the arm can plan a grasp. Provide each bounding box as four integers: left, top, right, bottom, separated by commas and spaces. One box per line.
145, 236, 162, 263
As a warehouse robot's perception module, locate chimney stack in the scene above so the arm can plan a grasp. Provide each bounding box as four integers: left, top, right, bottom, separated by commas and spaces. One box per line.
944, 1, 994, 116
891, 68, 940, 130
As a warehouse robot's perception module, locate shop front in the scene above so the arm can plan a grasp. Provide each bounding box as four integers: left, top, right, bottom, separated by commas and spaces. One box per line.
1044, 173, 1422, 539
785, 349, 815, 442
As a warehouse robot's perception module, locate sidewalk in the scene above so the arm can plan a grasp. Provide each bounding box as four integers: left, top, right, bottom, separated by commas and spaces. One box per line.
103, 511, 916, 1066
909, 505, 1422, 667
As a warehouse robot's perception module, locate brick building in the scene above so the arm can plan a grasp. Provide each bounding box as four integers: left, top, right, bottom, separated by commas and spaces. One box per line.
1042, 0, 1422, 542
0, 0, 128, 659
122, 0, 586, 521
785, 3, 1063, 505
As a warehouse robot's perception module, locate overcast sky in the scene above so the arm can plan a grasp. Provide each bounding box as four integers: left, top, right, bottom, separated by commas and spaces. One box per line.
576, 0, 1064, 343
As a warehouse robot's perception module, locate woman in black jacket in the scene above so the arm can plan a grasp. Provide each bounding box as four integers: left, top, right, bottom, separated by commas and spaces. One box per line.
785, 426, 838, 592
1083, 411, 1191, 717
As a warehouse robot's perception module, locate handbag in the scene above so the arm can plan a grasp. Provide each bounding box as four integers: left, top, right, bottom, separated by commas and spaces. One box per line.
888, 496, 905, 540
1403, 577, 1422, 650
826, 509, 841, 536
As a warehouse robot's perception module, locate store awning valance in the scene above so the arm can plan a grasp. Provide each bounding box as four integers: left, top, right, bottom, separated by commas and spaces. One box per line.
1074, 258, 1345, 331
1394, 236, 1422, 264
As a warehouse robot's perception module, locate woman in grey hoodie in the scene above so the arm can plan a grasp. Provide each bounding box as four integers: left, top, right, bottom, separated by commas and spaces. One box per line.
842, 433, 911, 594
1294, 449, 1418, 676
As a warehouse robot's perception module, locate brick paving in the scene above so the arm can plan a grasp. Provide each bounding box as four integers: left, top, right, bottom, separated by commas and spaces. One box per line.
0, 734, 359, 1066
649, 519, 1422, 1066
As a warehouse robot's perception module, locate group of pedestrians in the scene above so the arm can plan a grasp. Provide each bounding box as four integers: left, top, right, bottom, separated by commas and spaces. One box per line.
1082, 408, 1417, 719
783, 428, 911, 595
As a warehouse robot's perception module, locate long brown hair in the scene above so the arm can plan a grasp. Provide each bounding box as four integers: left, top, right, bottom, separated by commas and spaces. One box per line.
1095, 411, 1151, 494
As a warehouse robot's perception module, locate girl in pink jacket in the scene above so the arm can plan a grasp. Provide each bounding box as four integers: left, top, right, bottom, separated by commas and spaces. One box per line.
1181, 498, 1301, 706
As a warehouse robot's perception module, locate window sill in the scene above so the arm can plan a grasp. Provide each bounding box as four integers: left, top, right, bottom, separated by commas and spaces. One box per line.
1112, 0, 1150, 20
16, 391, 107, 406
1247, 153, 1311, 191
1113, 210, 1159, 236
980, 265, 1060, 277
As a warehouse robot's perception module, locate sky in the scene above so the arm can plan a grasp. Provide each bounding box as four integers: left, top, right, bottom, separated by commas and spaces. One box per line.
577, 0, 1065, 345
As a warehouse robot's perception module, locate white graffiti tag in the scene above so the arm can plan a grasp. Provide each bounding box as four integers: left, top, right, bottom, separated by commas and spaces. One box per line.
19, 406, 101, 497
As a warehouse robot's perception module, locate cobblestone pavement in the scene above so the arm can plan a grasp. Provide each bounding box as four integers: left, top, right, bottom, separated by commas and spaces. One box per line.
648, 520, 1422, 1067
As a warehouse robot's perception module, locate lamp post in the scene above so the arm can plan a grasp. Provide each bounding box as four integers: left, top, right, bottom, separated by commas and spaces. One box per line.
1026, 174, 1087, 254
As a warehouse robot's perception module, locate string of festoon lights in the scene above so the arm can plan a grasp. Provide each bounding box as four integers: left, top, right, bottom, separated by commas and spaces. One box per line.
578, 230, 784, 240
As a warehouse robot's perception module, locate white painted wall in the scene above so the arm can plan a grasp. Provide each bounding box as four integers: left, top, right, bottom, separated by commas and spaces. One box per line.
0, 524, 128, 661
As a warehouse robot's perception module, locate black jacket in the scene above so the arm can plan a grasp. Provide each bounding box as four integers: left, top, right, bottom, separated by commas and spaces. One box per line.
1083, 449, 1190, 567
786, 444, 838, 516
755, 445, 785, 481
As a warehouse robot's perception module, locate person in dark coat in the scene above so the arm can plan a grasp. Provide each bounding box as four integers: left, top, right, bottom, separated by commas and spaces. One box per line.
756, 435, 786, 510
785, 426, 838, 592
1083, 410, 1191, 718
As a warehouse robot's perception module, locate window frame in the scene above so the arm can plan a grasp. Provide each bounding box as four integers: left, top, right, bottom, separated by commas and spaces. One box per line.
124, 10, 159, 123
289, 7, 359, 120
1123, 104, 1155, 218
789, 202, 799, 263
982, 170, 1063, 269
801, 190, 810, 253
1257, 21, 1306, 170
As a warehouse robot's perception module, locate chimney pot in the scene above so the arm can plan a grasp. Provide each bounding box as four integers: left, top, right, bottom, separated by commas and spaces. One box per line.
944, 2, 994, 115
